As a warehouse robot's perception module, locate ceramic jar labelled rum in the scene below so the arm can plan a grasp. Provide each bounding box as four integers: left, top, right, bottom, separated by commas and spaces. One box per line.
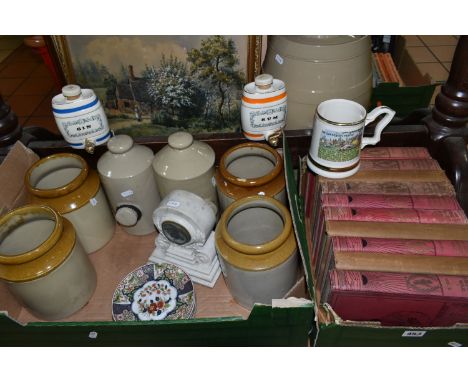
215, 196, 298, 309
97, 135, 160, 235
52, 84, 111, 153
152, 132, 218, 207
0, 205, 96, 320
241, 74, 287, 145
25, 153, 115, 253
215, 142, 286, 212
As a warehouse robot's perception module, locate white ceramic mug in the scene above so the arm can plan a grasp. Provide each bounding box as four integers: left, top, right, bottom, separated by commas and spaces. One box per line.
307, 99, 396, 178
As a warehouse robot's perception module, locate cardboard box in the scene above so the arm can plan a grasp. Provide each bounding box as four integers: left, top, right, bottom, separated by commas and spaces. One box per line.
370, 36, 436, 117
0, 142, 314, 346
285, 138, 468, 347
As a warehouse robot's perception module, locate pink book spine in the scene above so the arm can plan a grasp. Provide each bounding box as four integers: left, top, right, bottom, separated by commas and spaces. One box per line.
324, 207, 468, 224
359, 159, 441, 171
321, 194, 462, 210
332, 237, 468, 257
329, 269, 468, 298
320, 181, 455, 196
360, 147, 431, 159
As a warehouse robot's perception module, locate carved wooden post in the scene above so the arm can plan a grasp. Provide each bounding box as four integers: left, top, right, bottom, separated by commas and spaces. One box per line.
0, 95, 22, 158
424, 36, 468, 141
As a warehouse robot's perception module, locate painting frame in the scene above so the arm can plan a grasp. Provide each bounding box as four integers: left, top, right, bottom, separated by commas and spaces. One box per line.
49, 35, 262, 86
47, 35, 263, 137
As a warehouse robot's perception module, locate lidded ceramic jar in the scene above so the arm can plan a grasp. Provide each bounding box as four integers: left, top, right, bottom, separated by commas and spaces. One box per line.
52, 84, 111, 153
215, 142, 286, 212
263, 35, 372, 130
25, 153, 115, 253
152, 132, 217, 207
215, 196, 298, 309
0, 205, 96, 320
97, 135, 160, 236
241, 74, 287, 146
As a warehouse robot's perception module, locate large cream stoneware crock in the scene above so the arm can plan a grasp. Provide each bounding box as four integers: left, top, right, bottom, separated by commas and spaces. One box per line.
0, 205, 96, 320
25, 153, 115, 253
263, 35, 372, 130
215, 196, 298, 309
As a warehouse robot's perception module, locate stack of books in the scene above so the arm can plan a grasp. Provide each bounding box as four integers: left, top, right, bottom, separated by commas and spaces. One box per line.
372, 52, 404, 86
302, 147, 468, 327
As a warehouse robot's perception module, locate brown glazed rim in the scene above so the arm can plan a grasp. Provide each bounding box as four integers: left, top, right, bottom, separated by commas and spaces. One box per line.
25, 153, 100, 214
25, 153, 89, 198
0, 205, 76, 282
215, 196, 296, 271
218, 142, 283, 187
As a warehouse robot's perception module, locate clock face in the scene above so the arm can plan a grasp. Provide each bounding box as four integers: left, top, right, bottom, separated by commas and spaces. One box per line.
161, 221, 191, 245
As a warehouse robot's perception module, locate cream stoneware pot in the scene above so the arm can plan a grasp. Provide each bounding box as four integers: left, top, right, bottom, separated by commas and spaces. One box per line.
0, 205, 96, 320
97, 135, 160, 236
152, 132, 217, 207
263, 35, 372, 130
215, 142, 286, 212
25, 153, 115, 253
307, 98, 396, 179
215, 196, 298, 309
241, 74, 287, 145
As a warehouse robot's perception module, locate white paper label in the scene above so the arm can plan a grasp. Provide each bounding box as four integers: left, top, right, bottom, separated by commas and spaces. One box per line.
89, 198, 97, 206
88, 331, 98, 339
402, 330, 426, 338
167, 200, 180, 208
448, 341, 462, 347
121, 190, 134, 198
275, 54, 284, 65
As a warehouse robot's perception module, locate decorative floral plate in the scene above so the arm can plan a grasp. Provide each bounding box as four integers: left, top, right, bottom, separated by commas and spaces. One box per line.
112, 262, 196, 321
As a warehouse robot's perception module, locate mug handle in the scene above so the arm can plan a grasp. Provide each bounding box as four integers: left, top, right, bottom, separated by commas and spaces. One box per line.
361, 106, 396, 149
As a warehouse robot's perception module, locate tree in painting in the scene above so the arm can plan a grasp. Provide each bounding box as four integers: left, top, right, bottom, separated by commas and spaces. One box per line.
187, 35, 244, 126
145, 55, 198, 120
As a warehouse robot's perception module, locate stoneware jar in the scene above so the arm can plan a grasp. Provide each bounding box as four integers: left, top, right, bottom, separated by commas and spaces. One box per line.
241, 73, 287, 145
97, 134, 160, 236
215, 196, 298, 309
0, 205, 96, 320
215, 142, 286, 212
263, 35, 372, 130
152, 132, 217, 207
25, 153, 115, 254
52, 84, 111, 153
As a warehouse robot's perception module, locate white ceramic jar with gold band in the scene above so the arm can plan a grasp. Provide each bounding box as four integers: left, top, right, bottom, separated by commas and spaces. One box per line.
215, 196, 298, 309
0, 205, 96, 320
25, 153, 115, 253
215, 142, 286, 212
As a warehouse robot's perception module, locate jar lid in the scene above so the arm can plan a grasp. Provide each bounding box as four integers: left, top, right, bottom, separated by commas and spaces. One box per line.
0, 205, 76, 282
97, 135, 154, 179
255, 74, 274, 87
62, 84, 81, 98
153, 132, 215, 181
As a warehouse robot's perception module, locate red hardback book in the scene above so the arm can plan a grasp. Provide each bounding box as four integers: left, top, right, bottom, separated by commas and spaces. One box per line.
360, 147, 431, 160
327, 269, 468, 326
323, 207, 468, 224
332, 237, 468, 257
359, 159, 441, 171
321, 194, 462, 210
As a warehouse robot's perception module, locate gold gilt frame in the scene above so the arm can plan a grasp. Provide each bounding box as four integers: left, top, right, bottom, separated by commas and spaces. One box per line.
50, 35, 262, 85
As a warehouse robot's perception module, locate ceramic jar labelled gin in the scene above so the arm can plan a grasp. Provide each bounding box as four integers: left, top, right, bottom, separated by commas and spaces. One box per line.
152, 132, 217, 207
52, 84, 111, 153
215, 142, 286, 212
241, 74, 287, 145
0, 205, 96, 320
25, 153, 115, 253
97, 135, 160, 235
215, 196, 298, 309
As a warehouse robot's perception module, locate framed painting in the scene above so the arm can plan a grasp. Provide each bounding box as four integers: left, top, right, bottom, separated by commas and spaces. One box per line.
49, 35, 263, 137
